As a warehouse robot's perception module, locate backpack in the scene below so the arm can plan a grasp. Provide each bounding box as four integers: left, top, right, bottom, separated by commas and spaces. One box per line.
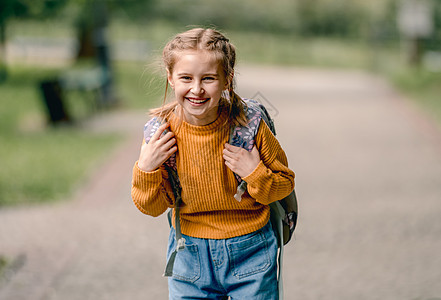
228, 99, 298, 247
143, 98, 298, 297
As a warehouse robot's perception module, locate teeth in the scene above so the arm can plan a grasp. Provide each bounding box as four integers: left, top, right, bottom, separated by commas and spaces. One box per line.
187, 98, 208, 104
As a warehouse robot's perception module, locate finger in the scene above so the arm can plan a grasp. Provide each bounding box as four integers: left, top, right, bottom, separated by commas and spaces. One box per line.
163, 138, 176, 150
151, 122, 170, 141
222, 148, 231, 156
167, 146, 178, 155
161, 131, 175, 143
156, 131, 174, 145
251, 145, 260, 156
224, 160, 234, 171
223, 150, 237, 161
251, 146, 261, 162
224, 143, 241, 152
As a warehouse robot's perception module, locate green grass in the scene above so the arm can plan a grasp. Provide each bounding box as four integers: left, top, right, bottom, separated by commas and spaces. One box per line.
9, 18, 441, 124
3, 19, 441, 207
0, 256, 7, 273
231, 32, 375, 69
230, 31, 441, 126
0, 66, 120, 206
8, 18, 395, 71
0, 61, 168, 206
115, 61, 165, 110
0, 130, 117, 206
389, 68, 441, 125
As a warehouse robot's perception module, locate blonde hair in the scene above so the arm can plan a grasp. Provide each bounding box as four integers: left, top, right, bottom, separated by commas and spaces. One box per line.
150, 28, 248, 127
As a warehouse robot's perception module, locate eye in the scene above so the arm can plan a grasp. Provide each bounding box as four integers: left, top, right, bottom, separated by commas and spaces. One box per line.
203, 76, 216, 81
180, 76, 192, 81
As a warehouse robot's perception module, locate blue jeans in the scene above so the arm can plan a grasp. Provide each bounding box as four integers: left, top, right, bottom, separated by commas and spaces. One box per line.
166, 221, 279, 300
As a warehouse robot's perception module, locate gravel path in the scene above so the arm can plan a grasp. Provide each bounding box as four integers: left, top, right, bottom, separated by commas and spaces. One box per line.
1, 66, 441, 300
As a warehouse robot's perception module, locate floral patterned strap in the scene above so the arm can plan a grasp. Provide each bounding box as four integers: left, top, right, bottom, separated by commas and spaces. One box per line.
143, 117, 161, 144
143, 99, 267, 173
142, 99, 269, 201
229, 99, 269, 189
229, 98, 263, 151
143, 117, 177, 170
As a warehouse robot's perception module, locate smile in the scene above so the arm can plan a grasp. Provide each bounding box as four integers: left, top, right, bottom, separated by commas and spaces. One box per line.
186, 97, 210, 105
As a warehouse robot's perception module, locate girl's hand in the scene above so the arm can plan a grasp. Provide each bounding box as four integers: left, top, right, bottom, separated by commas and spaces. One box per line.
223, 144, 260, 178
138, 123, 177, 172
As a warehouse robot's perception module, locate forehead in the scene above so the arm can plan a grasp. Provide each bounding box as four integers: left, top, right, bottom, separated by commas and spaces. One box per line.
173, 50, 222, 73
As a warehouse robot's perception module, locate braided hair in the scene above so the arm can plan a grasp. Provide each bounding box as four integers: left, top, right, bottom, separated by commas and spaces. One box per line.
151, 28, 247, 127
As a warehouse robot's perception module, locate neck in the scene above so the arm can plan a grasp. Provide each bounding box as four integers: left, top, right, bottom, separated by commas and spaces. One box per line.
182, 106, 222, 126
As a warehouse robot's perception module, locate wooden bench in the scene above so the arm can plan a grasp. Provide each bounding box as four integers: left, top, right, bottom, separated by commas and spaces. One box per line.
59, 66, 110, 112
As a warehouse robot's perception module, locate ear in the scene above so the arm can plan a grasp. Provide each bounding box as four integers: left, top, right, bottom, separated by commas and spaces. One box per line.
166, 69, 174, 88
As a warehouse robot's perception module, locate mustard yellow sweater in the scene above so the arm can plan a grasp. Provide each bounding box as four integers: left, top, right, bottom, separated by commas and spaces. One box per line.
131, 109, 295, 239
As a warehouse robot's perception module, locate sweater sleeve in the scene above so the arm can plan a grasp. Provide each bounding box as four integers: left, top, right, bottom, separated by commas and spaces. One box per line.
242, 120, 295, 205
131, 161, 175, 217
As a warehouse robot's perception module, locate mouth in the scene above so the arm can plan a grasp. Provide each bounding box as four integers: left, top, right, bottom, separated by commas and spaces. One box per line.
186, 97, 210, 105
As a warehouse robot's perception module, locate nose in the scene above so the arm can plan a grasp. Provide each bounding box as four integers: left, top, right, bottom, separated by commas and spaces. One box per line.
190, 81, 204, 95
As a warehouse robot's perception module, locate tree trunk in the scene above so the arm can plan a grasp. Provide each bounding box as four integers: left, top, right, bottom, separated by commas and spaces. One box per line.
0, 20, 8, 82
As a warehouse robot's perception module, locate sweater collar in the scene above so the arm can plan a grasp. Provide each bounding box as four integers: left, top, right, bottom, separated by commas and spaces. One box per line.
171, 106, 229, 134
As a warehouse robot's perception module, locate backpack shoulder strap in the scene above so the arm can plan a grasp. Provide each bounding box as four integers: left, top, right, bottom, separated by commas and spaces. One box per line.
229, 99, 292, 298
144, 117, 178, 171
229, 98, 263, 151
143, 117, 184, 277
229, 98, 277, 200
143, 117, 162, 143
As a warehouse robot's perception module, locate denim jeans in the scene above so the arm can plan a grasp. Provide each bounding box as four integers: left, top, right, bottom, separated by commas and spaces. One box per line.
166, 221, 279, 300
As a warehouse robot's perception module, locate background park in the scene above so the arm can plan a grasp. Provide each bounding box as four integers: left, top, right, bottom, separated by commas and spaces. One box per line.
1, 0, 441, 299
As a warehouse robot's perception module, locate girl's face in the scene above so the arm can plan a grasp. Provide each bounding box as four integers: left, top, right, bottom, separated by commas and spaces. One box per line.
167, 50, 228, 126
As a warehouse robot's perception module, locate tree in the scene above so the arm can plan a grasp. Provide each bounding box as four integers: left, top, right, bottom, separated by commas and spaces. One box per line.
0, 0, 68, 82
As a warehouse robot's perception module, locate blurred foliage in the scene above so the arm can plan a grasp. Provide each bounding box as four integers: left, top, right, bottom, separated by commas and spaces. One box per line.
296, 0, 367, 37
0, 66, 119, 206
426, 0, 441, 51
0, 0, 69, 81
0, 255, 7, 277
3, 0, 441, 46
2, 0, 441, 206
0, 0, 68, 20
391, 69, 441, 124
0, 0, 398, 38
141, 0, 372, 36
0, 0, 69, 42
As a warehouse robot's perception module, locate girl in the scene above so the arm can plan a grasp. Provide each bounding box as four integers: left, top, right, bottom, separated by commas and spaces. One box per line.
131, 28, 295, 300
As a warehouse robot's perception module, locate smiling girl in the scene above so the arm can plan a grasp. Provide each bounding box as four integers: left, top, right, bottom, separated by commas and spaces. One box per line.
131, 28, 295, 299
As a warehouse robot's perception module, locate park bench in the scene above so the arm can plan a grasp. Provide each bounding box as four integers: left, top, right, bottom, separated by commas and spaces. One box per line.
59, 66, 111, 111
39, 65, 112, 125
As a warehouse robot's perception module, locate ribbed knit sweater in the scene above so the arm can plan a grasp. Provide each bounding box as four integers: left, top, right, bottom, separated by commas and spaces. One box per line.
131, 109, 295, 239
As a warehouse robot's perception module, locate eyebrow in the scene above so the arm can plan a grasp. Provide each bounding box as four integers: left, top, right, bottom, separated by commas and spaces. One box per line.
176, 73, 219, 77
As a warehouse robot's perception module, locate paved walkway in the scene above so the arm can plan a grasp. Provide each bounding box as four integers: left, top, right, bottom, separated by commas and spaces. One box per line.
1, 66, 441, 300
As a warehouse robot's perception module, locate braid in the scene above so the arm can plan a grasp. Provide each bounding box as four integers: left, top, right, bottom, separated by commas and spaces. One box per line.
154, 28, 248, 127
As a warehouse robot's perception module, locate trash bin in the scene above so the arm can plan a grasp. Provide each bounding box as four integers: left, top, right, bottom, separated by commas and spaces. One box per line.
39, 79, 70, 124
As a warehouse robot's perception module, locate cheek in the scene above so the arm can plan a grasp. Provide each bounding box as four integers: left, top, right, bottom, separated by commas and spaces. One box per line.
209, 83, 224, 95
173, 85, 188, 96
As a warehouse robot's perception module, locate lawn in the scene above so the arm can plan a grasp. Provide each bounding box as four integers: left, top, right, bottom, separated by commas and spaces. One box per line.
389, 68, 441, 125
0, 66, 121, 206
2, 19, 440, 207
